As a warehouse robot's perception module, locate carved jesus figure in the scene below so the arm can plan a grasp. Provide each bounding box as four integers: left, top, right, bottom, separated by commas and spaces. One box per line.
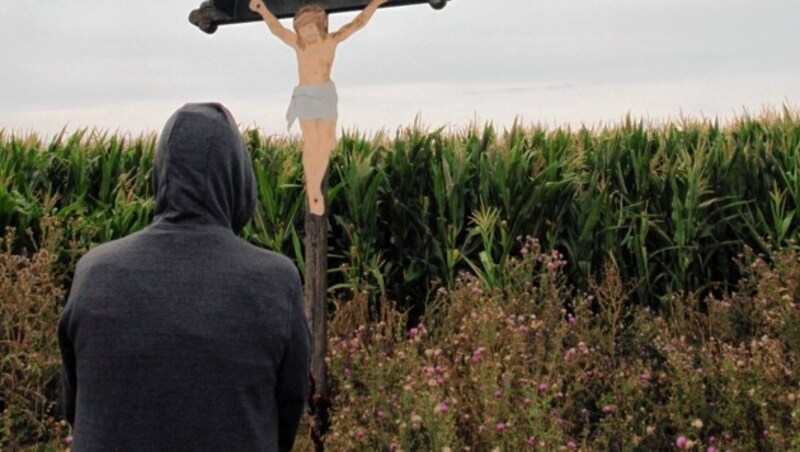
250, 0, 389, 216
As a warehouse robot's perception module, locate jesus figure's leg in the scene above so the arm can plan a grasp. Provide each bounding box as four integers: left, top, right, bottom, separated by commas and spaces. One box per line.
299, 118, 336, 216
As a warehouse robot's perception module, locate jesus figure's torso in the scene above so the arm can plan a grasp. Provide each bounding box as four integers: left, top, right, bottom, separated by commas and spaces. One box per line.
295, 38, 337, 86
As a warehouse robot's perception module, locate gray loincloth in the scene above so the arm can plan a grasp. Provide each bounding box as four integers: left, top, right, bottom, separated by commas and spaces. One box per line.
285, 80, 338, 131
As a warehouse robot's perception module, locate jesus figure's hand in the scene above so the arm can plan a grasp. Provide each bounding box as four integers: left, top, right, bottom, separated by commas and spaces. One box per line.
249, 0, 266, 13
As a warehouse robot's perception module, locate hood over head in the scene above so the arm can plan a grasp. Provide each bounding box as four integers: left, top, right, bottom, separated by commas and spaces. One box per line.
152, 103, 257, 233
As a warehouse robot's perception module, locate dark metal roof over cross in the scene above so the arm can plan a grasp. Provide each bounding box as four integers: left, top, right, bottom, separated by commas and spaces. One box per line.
190, 0, 449, 34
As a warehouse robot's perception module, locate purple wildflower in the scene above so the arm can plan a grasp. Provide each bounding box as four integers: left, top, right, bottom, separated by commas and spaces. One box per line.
471, 347, 485, 364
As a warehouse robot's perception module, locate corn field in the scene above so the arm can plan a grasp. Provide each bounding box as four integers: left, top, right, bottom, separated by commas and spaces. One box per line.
1, 109, 799, 312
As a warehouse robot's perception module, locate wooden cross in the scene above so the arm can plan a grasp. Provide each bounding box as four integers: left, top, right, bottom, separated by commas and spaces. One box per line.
188, 0, 450, 446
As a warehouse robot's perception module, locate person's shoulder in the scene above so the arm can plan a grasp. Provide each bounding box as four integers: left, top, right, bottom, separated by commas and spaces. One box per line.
73, 228, 149, 274
232, 238, 300, 282
231, 240, 302, 315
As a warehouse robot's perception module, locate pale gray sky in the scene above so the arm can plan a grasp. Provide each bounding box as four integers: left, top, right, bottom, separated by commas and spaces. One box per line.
1, 0, 798, 138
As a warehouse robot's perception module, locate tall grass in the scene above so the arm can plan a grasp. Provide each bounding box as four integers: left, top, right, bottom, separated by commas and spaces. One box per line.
0, 218, 68, 449
1, 109, 799, 311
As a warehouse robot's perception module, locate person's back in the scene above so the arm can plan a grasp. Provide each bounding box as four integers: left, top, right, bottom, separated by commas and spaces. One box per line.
58, 103, 311, 452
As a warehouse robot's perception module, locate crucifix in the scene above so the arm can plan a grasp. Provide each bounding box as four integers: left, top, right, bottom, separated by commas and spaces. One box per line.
250, 0, 387, 217
189, 0, 450, 444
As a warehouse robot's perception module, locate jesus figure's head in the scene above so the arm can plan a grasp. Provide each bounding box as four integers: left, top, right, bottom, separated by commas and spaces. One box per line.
294, 4, 328, 48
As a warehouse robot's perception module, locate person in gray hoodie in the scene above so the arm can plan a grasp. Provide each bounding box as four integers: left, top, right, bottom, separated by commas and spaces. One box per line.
57, 103, 311, 451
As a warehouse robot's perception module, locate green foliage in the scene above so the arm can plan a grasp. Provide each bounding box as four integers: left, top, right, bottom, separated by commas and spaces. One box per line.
1, 109, 799, 312
241, 131, 307, 270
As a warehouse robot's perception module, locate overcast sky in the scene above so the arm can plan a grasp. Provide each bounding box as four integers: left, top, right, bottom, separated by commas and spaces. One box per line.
1, 0, 798, 138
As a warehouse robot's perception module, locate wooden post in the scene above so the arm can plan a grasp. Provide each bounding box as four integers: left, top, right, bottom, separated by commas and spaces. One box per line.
304, 210, 328, 394
303, 179, 329, 450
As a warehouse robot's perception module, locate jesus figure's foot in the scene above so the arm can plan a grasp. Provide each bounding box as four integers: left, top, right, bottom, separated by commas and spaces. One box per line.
309, 193, 326, 216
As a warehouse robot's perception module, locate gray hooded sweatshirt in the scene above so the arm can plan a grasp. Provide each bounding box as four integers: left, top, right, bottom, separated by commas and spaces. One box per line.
58, 103, 311, 452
